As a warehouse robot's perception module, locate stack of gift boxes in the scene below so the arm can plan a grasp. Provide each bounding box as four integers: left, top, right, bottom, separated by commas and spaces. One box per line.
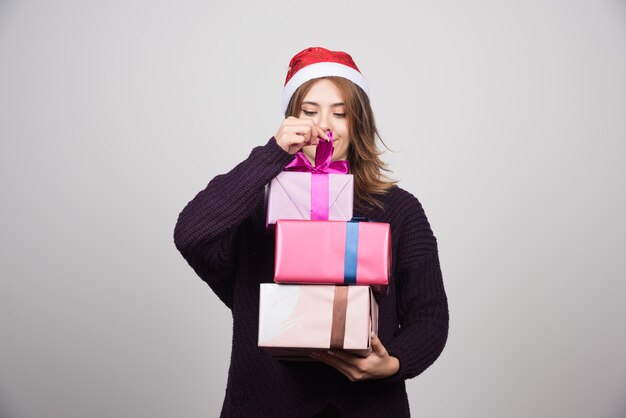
258, 133, 391, 360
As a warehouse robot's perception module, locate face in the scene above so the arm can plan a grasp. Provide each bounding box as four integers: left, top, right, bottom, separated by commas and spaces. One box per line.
299, 78, 351, 162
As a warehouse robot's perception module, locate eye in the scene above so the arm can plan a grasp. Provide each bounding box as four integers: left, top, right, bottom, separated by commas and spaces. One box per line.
302, 110, 317, 116
334, 113, 346, 118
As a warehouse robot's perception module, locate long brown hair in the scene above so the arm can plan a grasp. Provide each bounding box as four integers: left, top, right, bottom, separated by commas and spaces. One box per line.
285, 76, 397, 211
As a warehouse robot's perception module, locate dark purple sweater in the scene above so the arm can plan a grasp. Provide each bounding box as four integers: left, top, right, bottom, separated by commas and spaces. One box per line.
173, 138, 449, 418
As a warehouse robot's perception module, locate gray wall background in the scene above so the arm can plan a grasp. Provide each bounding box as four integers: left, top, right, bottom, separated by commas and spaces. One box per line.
1, 1, 625, 417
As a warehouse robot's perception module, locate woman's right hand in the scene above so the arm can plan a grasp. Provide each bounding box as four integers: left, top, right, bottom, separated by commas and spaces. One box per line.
274, 116, 328, 154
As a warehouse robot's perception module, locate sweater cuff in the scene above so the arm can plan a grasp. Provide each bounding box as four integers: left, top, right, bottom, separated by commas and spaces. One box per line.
263, 136, 294, 165
382, 346, 409, 384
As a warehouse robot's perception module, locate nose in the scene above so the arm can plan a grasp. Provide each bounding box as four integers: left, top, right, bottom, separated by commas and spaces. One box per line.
318, 111, 332, 133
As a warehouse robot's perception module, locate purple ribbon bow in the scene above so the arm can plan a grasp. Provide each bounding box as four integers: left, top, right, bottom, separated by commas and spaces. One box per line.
283, 132, 350, 220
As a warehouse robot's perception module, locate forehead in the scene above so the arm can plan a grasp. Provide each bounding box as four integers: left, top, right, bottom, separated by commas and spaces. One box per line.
302, 79, 344, 104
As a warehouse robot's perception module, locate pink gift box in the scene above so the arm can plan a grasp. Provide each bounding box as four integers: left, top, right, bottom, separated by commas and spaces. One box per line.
274, 219, 391, 291
258, 283, 379, 360
265, 171, 354, 226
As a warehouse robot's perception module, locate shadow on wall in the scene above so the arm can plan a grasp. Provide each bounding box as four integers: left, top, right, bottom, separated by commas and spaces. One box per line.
0, 3, 20, 34
0, 398, 17, 418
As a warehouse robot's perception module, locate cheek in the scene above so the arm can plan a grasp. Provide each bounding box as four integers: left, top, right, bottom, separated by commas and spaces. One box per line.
332, 139, 350, 159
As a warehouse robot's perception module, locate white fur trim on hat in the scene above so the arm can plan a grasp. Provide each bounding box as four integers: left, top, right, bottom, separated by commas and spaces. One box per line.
282, 62, 369, 114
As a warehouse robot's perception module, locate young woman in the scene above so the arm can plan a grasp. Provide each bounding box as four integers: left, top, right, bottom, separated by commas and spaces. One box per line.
174, 47, 449, 418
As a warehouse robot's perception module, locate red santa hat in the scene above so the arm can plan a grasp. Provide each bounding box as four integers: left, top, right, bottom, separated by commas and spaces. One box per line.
282, 47, 369, 113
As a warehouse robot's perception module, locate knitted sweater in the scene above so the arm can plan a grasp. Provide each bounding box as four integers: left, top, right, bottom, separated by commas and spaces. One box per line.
173, 137, 449, 418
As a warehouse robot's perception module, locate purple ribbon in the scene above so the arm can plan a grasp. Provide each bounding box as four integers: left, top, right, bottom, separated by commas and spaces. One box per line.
283, 132, 349, 220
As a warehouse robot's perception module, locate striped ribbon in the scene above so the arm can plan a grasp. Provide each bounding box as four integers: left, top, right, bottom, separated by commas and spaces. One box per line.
343, 221, 359, 284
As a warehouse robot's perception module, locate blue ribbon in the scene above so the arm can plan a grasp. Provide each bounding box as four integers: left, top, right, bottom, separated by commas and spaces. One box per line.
343, 221, 360, 284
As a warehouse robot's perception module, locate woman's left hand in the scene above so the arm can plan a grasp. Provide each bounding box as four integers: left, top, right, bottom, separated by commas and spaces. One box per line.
310, 334, 400, 381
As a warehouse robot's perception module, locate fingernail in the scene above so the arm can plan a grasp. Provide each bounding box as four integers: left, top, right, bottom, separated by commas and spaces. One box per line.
326, 350, 334, 356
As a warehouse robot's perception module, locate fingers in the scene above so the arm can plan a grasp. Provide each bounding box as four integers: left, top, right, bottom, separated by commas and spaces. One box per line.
275, 117, 328, 153
370, 334, 387, 357
310, 351, 367, 382
284, 118, 322, 141
286, 116, 327, 140
322, 349, 362, 365
309, 336, 398, 381
317, 126, 328, 140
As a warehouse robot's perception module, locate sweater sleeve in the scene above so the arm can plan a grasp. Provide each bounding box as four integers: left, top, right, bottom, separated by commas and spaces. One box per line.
382, 197, 449, 383
173, 137, 294, 308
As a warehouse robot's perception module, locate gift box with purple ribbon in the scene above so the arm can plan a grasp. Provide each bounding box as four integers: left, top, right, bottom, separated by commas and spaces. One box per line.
258, 283, 379, 360
265, 135, 353, 226
274, 219, 391, 292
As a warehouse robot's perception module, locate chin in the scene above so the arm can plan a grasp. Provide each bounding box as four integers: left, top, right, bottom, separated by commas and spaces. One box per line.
301, 146, 315, 160
332, 152, 348, 161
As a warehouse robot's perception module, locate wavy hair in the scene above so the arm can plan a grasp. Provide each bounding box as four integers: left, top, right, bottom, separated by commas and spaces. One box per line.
285, 76, 397, 210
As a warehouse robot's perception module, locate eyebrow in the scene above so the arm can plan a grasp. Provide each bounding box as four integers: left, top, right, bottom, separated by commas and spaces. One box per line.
301, 101, 345, 107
